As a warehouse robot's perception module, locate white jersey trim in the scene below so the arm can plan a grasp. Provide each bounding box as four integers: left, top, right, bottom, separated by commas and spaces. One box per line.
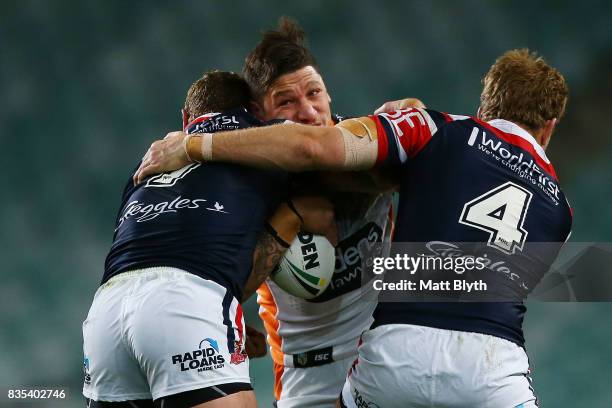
487, 119, 551, 164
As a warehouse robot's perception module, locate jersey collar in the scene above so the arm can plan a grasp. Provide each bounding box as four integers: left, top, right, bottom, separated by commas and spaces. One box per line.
487, 119, 551, 164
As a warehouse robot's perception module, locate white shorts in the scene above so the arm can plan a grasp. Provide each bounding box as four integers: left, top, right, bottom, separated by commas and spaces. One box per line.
277, 354, 355, 408
341, 324, 539, 408
82, 267, 250, 402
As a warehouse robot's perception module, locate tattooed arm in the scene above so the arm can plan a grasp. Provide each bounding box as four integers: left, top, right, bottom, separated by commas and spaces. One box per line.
242, 230, 287, 301
241, 230, 286, 359
241, 197, 338, 302
241, 197, 337, 359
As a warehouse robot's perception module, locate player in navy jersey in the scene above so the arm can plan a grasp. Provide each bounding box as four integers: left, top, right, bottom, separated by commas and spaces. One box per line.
83, 70, 336, 408
133, 18, 425, 408
136, 49, 571, 407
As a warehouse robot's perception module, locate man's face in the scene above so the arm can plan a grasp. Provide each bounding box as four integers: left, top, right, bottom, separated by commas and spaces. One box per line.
254, 66, 332, 127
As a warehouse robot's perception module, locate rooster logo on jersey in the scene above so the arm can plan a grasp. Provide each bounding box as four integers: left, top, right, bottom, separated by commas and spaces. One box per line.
230, 339, 247, 365
230, 306, 248, 365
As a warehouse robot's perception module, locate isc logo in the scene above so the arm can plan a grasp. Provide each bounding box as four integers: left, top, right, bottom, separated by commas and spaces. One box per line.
314, 353, 330, 361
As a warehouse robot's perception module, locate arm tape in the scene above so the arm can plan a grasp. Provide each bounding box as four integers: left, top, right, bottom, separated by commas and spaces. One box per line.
185, 133, 213, 162
337, 126, 378, 170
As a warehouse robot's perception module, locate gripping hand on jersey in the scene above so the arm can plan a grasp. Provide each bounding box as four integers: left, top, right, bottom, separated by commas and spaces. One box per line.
374, 97, 426, 114
293, 196, 338, 246
133, 131, 189, 185
242, 196, 338, 301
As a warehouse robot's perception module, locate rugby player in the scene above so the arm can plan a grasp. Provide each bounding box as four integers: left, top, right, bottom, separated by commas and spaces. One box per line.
135, 49, 571, 407
136, 18, 420, 407
240, 19, 397, 408
82, 70, 336, 408
239, 18, 397, 408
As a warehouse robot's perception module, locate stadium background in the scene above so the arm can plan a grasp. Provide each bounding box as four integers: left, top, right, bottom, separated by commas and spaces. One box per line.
1, 1, 611, 407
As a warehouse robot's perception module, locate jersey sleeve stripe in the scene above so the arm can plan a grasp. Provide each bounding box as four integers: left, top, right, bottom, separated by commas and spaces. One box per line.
448, 114, 471, 121
440, 110, 454, 123
378, 108, 435, 158
407, 109, 436, 158
370, 108, 472, 167
234, 302, 244, 345
431, 110, 472, 125
185, 112, 221, 130
371, 115, 390, 166
222, 291, 237, 353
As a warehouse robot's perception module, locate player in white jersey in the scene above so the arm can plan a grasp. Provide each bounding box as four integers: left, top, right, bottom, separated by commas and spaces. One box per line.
258, 194, 393, 407
136, 18, 419, 407
239, 19, 406, 407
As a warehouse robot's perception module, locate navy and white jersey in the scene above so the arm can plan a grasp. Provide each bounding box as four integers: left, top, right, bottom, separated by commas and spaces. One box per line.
355, 108, 572, 347
103, 108, 289, 300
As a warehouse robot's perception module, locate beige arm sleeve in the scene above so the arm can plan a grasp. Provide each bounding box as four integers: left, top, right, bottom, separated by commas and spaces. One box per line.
336, 117, 379, 170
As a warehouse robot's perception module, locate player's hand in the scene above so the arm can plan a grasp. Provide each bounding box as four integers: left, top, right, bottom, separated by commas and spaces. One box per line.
133, 131, 191, 185
292, 196, 338, 246
374, 97, 426, 114
245, 325, 267, 358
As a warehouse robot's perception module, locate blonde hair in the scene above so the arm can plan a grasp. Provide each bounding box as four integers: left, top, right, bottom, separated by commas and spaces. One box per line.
479, 49, 568, 131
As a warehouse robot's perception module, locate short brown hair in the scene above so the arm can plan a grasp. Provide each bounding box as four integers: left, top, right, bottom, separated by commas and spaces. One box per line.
184, 70, 251, 121
243, 16, 319, 100
479, 49, 568, 131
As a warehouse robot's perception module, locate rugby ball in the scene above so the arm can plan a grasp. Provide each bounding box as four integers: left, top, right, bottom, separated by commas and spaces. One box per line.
272, 232, 336, 299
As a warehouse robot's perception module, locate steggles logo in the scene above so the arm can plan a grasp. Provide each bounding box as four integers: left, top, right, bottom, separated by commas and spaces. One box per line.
116, 196, 229, 230
116, 196, 208, 229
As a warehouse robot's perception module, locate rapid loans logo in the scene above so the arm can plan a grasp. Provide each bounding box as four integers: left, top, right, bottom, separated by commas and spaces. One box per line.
171, 338, 225, 372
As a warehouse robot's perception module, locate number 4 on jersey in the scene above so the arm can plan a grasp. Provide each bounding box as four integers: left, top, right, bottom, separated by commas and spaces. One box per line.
459, 182, 533, 254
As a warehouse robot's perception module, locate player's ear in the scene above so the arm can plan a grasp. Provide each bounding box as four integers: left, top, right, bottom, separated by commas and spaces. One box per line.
540, 118, 557, 150
181, 109, 188, 131
249, 100, 265, 120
